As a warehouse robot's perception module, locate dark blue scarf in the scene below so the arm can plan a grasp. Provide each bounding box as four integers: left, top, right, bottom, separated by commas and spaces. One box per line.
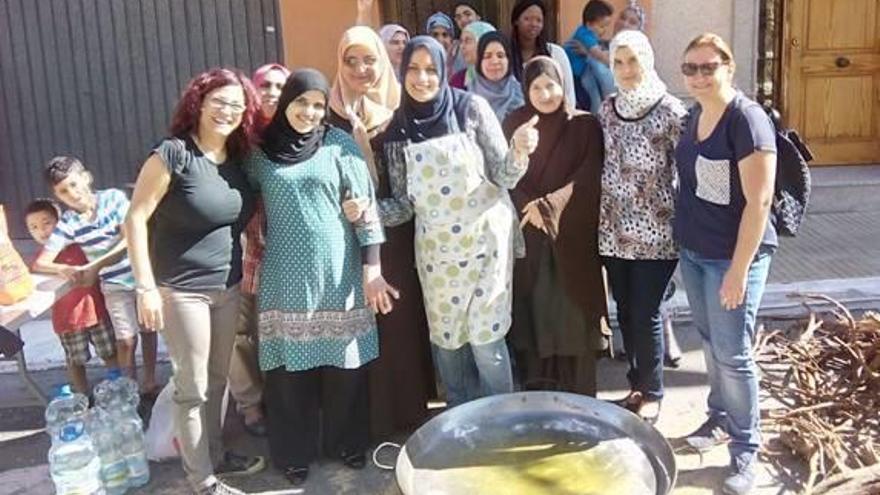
386, 36, 472, 144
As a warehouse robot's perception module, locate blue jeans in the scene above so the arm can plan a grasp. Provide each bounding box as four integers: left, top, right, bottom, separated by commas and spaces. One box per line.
679, 247, 772, 459
432, 339, 513, 408
603, 257, 678, 400
579, 58, 615, 114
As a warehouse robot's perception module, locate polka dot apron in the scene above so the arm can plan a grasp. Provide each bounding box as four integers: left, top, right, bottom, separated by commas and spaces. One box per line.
404, 132, 516, 350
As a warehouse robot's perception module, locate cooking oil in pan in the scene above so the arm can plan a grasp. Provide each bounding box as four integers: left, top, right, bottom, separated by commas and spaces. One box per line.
407, 436, 656, 495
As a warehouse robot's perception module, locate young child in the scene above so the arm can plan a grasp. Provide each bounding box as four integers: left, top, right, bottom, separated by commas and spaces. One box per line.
32, 156, 159, 398
616, 2, 646, 32
565, 0, 616, 113
25, 199, 118, 394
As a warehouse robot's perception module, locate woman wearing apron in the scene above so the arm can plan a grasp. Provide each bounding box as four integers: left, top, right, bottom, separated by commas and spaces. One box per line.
376, 36, 538, 408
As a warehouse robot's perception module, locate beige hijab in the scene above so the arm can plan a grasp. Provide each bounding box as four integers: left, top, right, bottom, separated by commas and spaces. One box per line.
329, 26, 401, 132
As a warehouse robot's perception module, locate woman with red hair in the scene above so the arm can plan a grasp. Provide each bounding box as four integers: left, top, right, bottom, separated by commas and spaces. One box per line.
229, 63, 292, 439
126, 68, 265, 495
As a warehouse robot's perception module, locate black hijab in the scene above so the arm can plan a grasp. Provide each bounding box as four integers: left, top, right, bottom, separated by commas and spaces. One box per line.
261, 68, 329, 165
386, 36, 472, 144
509, 0, 551, 81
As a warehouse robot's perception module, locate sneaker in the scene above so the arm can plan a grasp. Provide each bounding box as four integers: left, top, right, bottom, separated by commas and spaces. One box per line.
215, 451, 266, 477
685, 416, 730, 451
197, 480, 246, 495
722, 454, 758, 495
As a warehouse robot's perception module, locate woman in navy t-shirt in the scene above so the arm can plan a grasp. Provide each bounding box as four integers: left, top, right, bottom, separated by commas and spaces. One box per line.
673, 33, 777, 495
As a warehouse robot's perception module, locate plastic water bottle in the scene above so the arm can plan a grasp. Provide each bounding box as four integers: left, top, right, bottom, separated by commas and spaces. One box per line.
116, 373, 140, 409
113, 404, 150, 487
95, 369, 149, 488
48, 420, 106, 495
44, 385, 89, 437
85, 407, 129, 494
94, 368, 139, 410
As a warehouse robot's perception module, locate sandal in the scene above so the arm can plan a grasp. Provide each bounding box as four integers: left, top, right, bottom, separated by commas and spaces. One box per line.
283, 466, 309, 486
614, 391, 644, 413
240, 411, 267, 437
341, 451, 366, 470
638, 399, 662, 425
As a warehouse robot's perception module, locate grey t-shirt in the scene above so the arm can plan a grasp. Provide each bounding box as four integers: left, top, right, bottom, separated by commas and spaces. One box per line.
150, 137, 255, 290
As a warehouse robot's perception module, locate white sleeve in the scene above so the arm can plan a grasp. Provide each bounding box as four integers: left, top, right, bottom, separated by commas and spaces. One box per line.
549, 43, 577, 110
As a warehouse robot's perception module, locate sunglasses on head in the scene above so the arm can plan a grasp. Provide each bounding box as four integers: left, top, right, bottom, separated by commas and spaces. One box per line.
681, 61, 726, 76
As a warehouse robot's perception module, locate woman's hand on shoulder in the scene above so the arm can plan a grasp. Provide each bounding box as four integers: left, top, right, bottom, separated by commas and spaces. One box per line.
347, 108, 373, 156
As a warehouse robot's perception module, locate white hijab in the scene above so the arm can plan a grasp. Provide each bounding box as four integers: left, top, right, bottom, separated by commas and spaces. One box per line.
609, 30, 667, 119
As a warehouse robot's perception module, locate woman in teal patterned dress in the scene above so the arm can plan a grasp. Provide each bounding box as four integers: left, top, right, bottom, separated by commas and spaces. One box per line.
243, 69, 397, 487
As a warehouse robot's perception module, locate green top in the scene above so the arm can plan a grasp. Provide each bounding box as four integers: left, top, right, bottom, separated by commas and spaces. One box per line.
244, 127, 384, 372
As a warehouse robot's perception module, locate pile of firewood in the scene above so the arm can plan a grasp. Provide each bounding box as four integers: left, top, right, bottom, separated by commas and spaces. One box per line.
755, 295, 880, 494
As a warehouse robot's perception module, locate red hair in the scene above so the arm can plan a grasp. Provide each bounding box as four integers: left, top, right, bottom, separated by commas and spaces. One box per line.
170, 68, 260, 160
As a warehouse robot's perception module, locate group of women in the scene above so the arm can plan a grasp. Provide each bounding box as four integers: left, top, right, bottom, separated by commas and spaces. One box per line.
122, 1, 778, 495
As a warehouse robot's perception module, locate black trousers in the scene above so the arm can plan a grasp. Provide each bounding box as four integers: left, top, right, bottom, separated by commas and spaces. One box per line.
602, 257, 677, 400
264, 365, 369, 468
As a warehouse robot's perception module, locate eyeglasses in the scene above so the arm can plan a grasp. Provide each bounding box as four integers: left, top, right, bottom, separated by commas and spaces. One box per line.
681, 62, 726, 77
205, 97, 246, 114
344, 56, 378, 69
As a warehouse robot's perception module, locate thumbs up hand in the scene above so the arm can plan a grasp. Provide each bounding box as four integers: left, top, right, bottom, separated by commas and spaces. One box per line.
511, 115, 539, 160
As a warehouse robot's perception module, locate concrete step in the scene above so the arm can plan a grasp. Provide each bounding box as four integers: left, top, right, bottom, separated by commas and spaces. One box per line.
808, 164, 880, 213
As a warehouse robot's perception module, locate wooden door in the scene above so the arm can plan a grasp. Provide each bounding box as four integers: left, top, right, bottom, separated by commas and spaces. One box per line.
783, 0, 880, 165
381, 0, 501, 35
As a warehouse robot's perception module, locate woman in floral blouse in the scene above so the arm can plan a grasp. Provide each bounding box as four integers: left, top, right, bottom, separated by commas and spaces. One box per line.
597, 30, 687, 423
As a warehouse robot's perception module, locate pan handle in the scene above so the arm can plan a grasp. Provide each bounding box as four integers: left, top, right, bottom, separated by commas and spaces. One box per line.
373, 441, 403, 470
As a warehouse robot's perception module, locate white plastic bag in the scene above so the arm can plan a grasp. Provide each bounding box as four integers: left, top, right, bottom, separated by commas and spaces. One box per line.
144, 382, 178, 461
144, 382, 229, 461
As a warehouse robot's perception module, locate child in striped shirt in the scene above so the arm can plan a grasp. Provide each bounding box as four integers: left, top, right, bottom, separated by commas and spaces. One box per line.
25, 199, 118, 394
33, 156, 159, 397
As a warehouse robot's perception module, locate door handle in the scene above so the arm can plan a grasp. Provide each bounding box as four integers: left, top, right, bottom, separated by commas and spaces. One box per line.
835, 56, 851, 68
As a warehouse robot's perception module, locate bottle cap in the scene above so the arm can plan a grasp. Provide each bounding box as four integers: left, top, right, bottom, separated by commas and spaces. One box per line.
59, 421, 84, 442
56, 384, 72, 398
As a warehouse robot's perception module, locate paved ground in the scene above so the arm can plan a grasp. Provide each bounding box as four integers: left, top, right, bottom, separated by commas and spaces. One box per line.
0, 321, 811, 495
2, 168, 877, 494
768, 211, 880, 284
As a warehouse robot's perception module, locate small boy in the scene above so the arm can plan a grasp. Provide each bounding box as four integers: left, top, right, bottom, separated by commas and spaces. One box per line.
25, 199, 118, 394
32, 156, 158, 397
565, 0, 616, 113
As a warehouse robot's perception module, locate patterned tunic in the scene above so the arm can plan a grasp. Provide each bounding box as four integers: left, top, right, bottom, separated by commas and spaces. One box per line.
243, 128, 385, 372
597, 94, 687, 260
